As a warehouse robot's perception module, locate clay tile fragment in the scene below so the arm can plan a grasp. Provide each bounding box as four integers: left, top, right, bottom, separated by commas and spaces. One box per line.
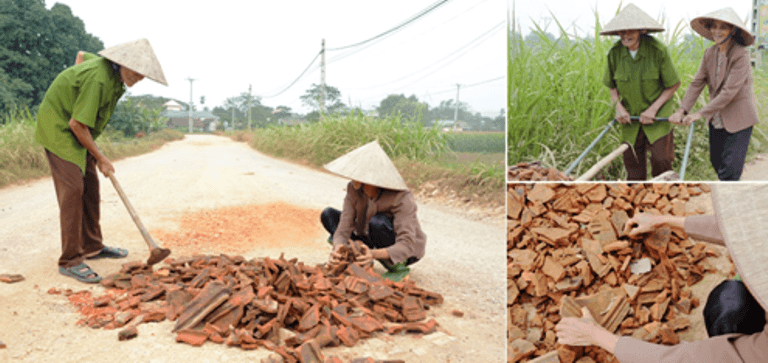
176, 329, 208, 346
174, 281, 231, 332
542, 256, 566, 281
118, 326, 138, 341
299, 304, 320, 331
0, 274, 24, 283
402, 295, 427, 322
297, 339, 323, 363
508, 338, 536, 362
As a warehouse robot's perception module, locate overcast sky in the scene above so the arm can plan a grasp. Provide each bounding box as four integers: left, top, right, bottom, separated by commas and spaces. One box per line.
48, 0, 506, 117
512, 1, 756, 39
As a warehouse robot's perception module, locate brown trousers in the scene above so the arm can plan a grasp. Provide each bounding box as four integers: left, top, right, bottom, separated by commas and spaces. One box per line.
45, 149, 104, 268
622, 128, 674, 181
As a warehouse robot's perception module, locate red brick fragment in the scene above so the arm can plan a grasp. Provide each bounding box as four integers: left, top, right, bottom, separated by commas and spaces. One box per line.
118, 326, 138, 341
0, 274, 24, 283
176, 329, 208, 346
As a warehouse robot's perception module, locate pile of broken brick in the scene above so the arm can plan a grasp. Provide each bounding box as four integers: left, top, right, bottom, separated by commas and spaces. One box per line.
508, 162, 573, 182
507, 183, 727, 363
54, 242, 443, 363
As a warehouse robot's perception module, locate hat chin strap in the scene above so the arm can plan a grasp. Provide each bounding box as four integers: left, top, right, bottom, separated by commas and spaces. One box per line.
718, 29, 736, 45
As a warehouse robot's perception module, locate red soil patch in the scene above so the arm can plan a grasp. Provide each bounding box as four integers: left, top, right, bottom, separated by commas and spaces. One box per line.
151, 202, 325, 256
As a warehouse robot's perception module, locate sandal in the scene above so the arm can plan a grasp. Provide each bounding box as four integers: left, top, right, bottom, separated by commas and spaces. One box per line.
59, 262, 102, 283
85, 246, 128, 259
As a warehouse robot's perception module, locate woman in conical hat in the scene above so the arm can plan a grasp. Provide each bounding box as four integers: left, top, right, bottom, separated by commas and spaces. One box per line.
601, 3, 681, 181
669, 8, 759, 181
34, 39, 167, 283
556, 184, 768, 362
320, 140, 426, 281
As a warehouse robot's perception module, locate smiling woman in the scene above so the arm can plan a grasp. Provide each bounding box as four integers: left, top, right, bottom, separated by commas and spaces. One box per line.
668, 7, 759, 181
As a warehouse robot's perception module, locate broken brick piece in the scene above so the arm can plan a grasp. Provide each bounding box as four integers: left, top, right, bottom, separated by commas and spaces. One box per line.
402, 295, 427, 322
0, 274, 24, 283
298, 339, 323, 363
176, 329, 208, 346
118, 326, 138, 341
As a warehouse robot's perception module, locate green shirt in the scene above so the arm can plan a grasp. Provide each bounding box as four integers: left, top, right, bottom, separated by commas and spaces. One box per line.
35, 52, 125, 174
603, 35, 680, 144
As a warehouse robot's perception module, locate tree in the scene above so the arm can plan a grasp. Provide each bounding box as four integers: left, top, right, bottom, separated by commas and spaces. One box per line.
272, 106, 292, 122
0, 0, 103, 114
300, 83, 345, 114
107, 97, 167, 137
377, 94, 427, 123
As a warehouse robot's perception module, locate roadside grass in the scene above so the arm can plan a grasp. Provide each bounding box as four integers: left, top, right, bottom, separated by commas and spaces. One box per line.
232, 113, 505, 207
0, 109, 183, 188
509, 11, 768, 181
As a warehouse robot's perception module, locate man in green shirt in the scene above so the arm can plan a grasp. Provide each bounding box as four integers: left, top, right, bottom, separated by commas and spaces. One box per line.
601, 4, 681, 180
35, 39, 167, 283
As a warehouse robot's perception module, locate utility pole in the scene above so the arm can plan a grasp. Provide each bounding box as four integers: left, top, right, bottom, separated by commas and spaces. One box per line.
248, 84, 252, 130
453, 83, 461, 127
186, 77, 196, 133
231, 107, 235, 131
320, 39, 326, 115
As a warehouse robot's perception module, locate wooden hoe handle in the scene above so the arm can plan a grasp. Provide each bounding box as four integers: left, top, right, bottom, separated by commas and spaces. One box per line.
107, 173, 161, 250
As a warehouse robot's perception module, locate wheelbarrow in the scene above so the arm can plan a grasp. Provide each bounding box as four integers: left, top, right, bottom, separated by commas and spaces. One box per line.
564, 117, 696, 181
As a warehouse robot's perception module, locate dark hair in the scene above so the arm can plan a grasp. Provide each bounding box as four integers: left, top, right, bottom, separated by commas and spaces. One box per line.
107, 60, 121, 75
703, 20, 747, 46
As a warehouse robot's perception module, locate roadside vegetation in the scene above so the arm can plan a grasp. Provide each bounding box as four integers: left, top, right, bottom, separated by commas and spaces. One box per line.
0, 107, 183, 188
509, 12, 768, 181
233, 112, 505, 207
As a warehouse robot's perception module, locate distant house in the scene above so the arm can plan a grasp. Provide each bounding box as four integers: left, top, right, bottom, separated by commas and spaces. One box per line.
161, 109, 220, 132
432, 120, 468, 132
162, 100, 183, 111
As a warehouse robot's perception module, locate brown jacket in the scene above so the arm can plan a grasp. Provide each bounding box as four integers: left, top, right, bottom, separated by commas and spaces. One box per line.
679, 44, 758, 133
332, 182, 426, 264
615, 214, 768, 362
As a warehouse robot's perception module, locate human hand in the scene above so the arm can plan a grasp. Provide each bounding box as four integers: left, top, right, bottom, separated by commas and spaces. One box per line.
668, 110, 685, 125
682, 112, 701, 126
355, 245, 373, 267
556, 307, 603, 346
329, 246, 343, 265
615, 104, 631, 124
623, 213, 662, 237
639, 108, 657, 125
98, 157, 115, 177
556, 307, 618, 353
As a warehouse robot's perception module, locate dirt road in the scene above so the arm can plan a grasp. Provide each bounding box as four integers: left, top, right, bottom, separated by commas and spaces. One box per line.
0, 134, 506, 362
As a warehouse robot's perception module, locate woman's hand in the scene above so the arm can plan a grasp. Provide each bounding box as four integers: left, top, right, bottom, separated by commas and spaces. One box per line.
669, 110, 685, 125
639, 108, 657, 125
355, 245, 373, 267
556, 307, 619, 354
623, 213, 686, 237
681, 112, 702, 126
623, 213, 662, 237
328, 245, 343, 265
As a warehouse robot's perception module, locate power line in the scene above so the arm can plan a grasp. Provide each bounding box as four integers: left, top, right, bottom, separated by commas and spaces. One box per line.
327, 0, 493, 65
428, 76, 505, 96
343, 20, 504, 92
326, 0, 452, 52
261, 50, 322, 98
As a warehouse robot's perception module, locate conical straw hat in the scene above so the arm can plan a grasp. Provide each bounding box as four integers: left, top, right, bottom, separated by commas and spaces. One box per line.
712, 183, 768, 310
691, 7, 754, 46
98, 38, 168, 86
600, 3, 664, 36
324, 140, 408, 191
